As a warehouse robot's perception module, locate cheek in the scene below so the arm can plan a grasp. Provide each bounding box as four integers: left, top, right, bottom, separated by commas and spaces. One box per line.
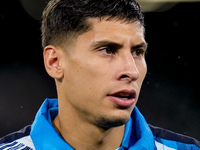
64, 57, 108, 100
137, 60, 147, 85
62, 59, 111, 116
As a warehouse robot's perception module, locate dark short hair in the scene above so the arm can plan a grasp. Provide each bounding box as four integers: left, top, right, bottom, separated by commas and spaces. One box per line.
41, 0, 144, 48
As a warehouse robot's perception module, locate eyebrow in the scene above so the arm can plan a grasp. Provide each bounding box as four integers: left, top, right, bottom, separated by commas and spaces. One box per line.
132, 42, 148, 51
91, 40, 123, 49
91, 40, 148, 51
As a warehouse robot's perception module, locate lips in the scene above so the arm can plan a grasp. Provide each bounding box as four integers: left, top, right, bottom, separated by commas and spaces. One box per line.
107, 90, 136, 107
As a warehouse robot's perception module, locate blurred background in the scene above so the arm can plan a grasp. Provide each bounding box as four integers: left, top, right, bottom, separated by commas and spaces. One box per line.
0, 0, 200, 140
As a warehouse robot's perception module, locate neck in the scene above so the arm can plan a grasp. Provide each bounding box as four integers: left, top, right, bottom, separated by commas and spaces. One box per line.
53, 111, 125, 150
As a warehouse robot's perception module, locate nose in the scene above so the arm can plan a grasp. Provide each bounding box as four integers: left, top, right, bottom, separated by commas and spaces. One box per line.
117, 53, 139, 82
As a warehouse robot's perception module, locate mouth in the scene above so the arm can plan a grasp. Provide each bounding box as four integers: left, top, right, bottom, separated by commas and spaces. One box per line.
107, 90, 136, 107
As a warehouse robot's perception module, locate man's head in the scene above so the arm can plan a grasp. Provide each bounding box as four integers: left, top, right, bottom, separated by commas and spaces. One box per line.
43, 0, 147, 129
41, 0, 144, 48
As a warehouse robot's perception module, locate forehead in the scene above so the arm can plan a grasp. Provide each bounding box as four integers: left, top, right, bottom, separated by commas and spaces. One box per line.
85, 17, 145, 46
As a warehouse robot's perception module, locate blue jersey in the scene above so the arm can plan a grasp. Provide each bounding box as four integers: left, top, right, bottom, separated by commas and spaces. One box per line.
0, 98, 200, 150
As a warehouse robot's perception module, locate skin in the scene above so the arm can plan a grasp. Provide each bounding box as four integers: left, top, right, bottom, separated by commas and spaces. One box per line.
43, 17, 147, 150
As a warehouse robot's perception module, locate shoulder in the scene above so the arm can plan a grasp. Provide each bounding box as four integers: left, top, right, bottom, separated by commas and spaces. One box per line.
0, 125, 35, 150
149, 124, 200, 149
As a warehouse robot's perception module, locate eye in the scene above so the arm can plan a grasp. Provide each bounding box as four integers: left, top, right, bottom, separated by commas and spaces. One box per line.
99, 46, 116, 55
132, 49, 145, 57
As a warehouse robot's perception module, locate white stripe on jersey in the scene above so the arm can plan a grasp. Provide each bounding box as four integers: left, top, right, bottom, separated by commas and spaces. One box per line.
155, 141, 176, 150
0, 135, 35, 150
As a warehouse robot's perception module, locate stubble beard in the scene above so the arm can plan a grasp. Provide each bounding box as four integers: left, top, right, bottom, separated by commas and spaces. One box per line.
94, 115, 129, 130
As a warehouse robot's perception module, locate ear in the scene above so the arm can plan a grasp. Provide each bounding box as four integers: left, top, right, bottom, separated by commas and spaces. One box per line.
43, 45, 64, 80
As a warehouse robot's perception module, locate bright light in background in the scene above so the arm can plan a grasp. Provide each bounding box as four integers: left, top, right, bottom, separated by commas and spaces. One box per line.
138, 2, 178, 12
140, 0, 200, 1
20, 0, 48, 21
138, 0, 200, 12
20, 0, 200, 20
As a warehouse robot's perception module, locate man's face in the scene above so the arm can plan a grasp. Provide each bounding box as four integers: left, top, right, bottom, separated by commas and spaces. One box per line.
59, 18, 147, 129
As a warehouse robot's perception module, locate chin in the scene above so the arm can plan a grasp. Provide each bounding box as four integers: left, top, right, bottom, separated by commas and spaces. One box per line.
95, 112, 130, 129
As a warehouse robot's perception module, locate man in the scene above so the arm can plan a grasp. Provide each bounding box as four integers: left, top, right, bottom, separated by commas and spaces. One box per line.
0, 0, 199, 149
